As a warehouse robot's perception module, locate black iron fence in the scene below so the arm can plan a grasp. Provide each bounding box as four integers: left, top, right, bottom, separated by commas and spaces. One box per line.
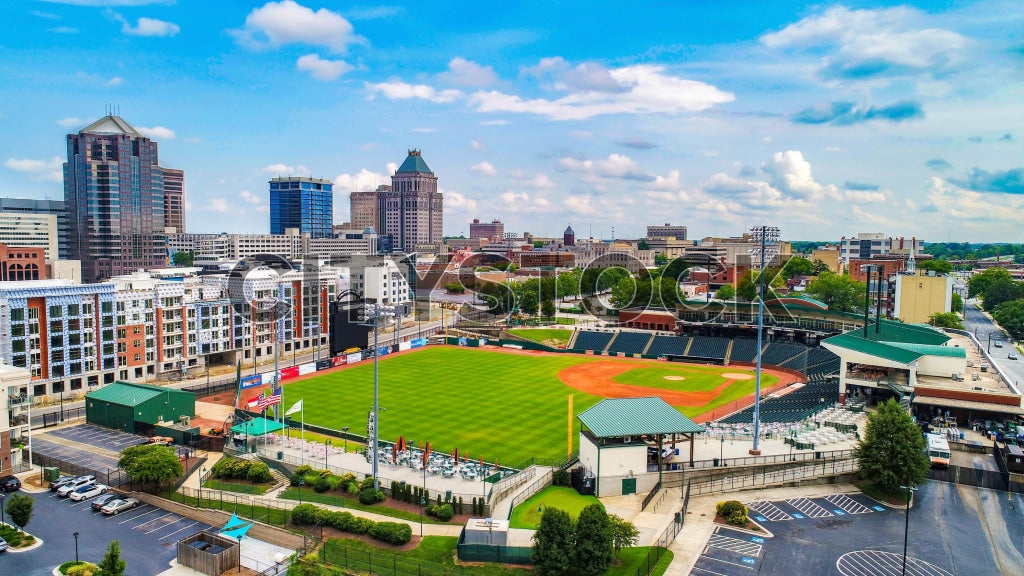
31, 451, 131, 487
640, 480, 662, 511
182, 379, 237, 398
181, 485, 293, 527
322, 538, 457, 575
927, 464, 1023, 492
680, 447, 855, 470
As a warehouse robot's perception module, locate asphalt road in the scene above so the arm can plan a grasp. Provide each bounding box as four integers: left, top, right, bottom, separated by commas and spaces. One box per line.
2, 489, 209, 576
962, 299, 1024, 390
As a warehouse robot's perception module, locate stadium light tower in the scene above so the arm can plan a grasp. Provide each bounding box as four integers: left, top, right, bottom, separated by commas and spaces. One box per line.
749, 225, 780, 455
361, 303, 395, 490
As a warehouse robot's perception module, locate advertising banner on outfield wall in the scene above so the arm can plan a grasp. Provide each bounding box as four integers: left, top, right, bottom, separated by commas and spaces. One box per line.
410, 338, 427, 348
279, 366, 300, 380
316, 359, 333, 371
347, 353, 361, 365
240, 374, 263, 389
333, 356, 345, 367
376, 346, 390, 357
398, 341, 412, 352
298, 362, 316, 376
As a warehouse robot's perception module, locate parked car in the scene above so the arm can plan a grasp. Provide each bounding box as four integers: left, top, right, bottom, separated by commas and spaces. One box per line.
148, 436, 175, 446
100, 497, 140, 515
91, 493, 120, 511
49, 475, 77, 491
994, 340, 1003, 348
57, 477, 96, 497
0, 475, 21, 492
0, 535, 7, 552
69, 483, 108, 501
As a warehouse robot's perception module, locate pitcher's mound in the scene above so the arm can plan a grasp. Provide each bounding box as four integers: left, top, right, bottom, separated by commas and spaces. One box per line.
722, 373, 755, 380
663, 376, 686, 381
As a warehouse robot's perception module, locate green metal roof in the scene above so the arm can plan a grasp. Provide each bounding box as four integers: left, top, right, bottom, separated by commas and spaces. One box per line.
396, 151, 433, 174
578, 397, 704, 438
822, 332, 924, 364
881, 341, 967, 358
860, 319, 950, 346
86, 382, 163, 406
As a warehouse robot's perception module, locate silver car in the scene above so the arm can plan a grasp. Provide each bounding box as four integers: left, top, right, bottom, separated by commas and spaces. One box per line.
57, 477, 96, 497
100, 497, 140, 515
69, 483, 108, 501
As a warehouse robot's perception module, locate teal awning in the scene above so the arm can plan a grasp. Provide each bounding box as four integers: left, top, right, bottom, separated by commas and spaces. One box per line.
230, 417, 286, 435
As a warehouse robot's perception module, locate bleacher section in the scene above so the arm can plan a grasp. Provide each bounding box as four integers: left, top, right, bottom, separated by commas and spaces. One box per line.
719, 376, 840, 424
571, 330, 615, 352
806, 348, 840, 377
687, 336, 730, 359
606, 331, 653, 355
728, 338, 760, 362
760, 343, 807, 367
646, 335, 691, 357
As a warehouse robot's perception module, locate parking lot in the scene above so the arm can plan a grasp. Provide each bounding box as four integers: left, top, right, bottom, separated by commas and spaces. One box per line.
32, 438, 121, 474
46, 423, 150, 452
4, 489, 210, 576
689, 483, 1017, 575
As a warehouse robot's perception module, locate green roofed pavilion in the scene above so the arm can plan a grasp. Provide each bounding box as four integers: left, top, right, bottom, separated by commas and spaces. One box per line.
230, 417, 286, 436
579, 397, 704, 437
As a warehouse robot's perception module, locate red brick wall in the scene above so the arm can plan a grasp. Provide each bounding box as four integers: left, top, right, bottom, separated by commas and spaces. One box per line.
915, 386, 1021, 407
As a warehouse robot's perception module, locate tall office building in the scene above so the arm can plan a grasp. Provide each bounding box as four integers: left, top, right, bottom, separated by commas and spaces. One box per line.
379, 150, 443, 252
64, 115, 177, 282
0, 198, 69, 258
163, 168, 185, 233
269, 177, 333, 238
0, 212, 58, 259
349, 186, 387, 232
469, 218, 504, 242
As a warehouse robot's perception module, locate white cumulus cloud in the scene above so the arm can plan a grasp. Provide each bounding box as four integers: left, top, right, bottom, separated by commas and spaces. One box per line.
470, 139, 488, 152
364, 81, 462, 103
296, 53, 352, 80
239, 190, 262, 204
233, 0, 358, 52
120, 15, 179, 37
4, 156, 63, 182
441, 57, 498, 87
334, 168, 389, 192
138, 125, 175, 140
470, 162, 497, 176
57, 117, 83, 128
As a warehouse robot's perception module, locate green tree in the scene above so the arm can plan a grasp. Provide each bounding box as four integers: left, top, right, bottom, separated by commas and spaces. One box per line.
610, 276, 645, 309
171, 250, 195, 267
556, 270, 581, 300
968, 267, 1013, 299
608, 514, 639, 559
951, 292, 963, 313
916, 259, 952, 274
812, 259, 832, 274
736, 268, 784, 302
781, 256, 816, 279
519, 290, 539, 316
854, 399, 929, 494
6, 493, 33, 532
531, 507, 574, 576
574, 504, 614, 576
928, 312, 964, 329
541, 298, 556, 319
715, 284, 736, 300
96, 540, 126, 576
981, 277, 1024, 312
805, 272, 866, 312
654, 253, 668, 266
637, 240, 650, 250
117, 443, 183, 487
993, 299, 1024, 341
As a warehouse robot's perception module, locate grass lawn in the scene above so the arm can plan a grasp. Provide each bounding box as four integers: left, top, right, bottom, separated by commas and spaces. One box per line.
0, 525, 36, 548
203, 478, 274, 495
323, 536, 529, 575
507, 328, 572, 347
281, 346, 765, 464
610, 547, 673, 576
279, 488, 456, 524
508, 486, 602, 529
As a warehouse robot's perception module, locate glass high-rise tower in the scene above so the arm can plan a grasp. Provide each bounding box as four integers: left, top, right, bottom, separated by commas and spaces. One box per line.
64, 115, 180, 282
269, 177, 333, 238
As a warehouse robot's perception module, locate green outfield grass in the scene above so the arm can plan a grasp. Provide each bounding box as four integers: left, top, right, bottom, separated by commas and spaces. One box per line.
507, 328, 572, 347
610, 366, 737, 392
508, 486, 602, 529
281, 347, 762, 464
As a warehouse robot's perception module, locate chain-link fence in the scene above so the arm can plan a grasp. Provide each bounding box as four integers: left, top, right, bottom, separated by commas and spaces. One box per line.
321, 538, 451, 576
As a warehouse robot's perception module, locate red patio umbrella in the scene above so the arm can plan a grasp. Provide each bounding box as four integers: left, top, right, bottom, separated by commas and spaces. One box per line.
422, 441, 432, 466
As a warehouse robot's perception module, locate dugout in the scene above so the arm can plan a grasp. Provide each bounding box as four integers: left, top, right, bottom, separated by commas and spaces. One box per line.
86, 381, 195, 434
577, 397, 704, 498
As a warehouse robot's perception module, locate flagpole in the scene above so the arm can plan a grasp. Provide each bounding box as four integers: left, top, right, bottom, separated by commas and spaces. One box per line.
301, 401, 305, 466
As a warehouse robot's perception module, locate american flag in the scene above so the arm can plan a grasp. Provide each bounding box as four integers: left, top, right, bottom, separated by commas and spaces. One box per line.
257, 387, 282, 411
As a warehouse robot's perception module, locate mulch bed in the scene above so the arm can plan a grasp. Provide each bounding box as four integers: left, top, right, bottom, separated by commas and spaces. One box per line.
712, 514, 762, 531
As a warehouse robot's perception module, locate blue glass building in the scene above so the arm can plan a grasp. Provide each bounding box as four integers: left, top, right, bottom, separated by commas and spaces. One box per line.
269, 177, 333, 238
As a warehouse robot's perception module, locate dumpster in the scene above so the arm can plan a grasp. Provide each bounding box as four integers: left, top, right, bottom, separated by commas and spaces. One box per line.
43, 466, 60, 482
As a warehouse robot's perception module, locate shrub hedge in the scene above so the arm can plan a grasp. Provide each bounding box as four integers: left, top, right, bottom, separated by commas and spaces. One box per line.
291, 504, 411, 544
368, 522, 413, 545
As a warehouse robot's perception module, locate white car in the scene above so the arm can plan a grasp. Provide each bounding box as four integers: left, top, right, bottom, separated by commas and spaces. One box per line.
57, 477, 96, 497
68, 483, 108, 501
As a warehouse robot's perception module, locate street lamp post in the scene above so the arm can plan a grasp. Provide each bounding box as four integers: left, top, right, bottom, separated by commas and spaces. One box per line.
361, 303, 395, 491
0, 493, 5, 527
74, 531, 80, 564
60, 385, 64, 423
900, 485, 918, 576
199, 466, 206, 506
325, 439, 332, 470
341, 427, 349, 453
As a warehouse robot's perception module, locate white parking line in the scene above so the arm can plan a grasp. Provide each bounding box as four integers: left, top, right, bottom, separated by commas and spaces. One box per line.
785, 497, 833, 518
157, 521, 199, 540
134, 511, 174, 528
700, 554, 756, 571
117, 506, 157, 523
823, 494, 873, 515
145, 516, 185, 534
747, 500, 792, 521
836, 550, 953, 576
708, 534, 762, 556
690, 566, 728, 576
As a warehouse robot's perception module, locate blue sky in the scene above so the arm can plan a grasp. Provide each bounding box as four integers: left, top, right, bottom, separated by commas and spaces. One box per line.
2, 1, 1022, 242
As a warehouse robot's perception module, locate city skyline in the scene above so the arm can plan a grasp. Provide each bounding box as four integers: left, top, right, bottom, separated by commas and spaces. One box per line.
1, 1, 1022, 241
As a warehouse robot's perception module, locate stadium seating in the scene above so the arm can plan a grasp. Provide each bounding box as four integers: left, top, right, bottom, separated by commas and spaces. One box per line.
606, 331, 654, 355
728, 338, 760, 362
760, 343, 807, 367
719, 377, 840, 424
806, 348, 841, 377
646, 335, 691, 357
687, 336, 730, 359
571, 330, 615, 352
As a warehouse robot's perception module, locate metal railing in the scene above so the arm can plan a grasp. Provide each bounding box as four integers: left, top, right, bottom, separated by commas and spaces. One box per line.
680, 447, 855, 470
31, 451, 131, 487
506, 469, 553, 519
640, 480, 662, 511
689, 458, 858, 496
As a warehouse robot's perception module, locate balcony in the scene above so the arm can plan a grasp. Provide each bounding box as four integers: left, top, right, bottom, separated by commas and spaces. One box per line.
8, 394, 30, 409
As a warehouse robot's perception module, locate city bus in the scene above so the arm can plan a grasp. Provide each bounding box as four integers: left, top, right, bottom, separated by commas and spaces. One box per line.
926, 433, 951, 468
